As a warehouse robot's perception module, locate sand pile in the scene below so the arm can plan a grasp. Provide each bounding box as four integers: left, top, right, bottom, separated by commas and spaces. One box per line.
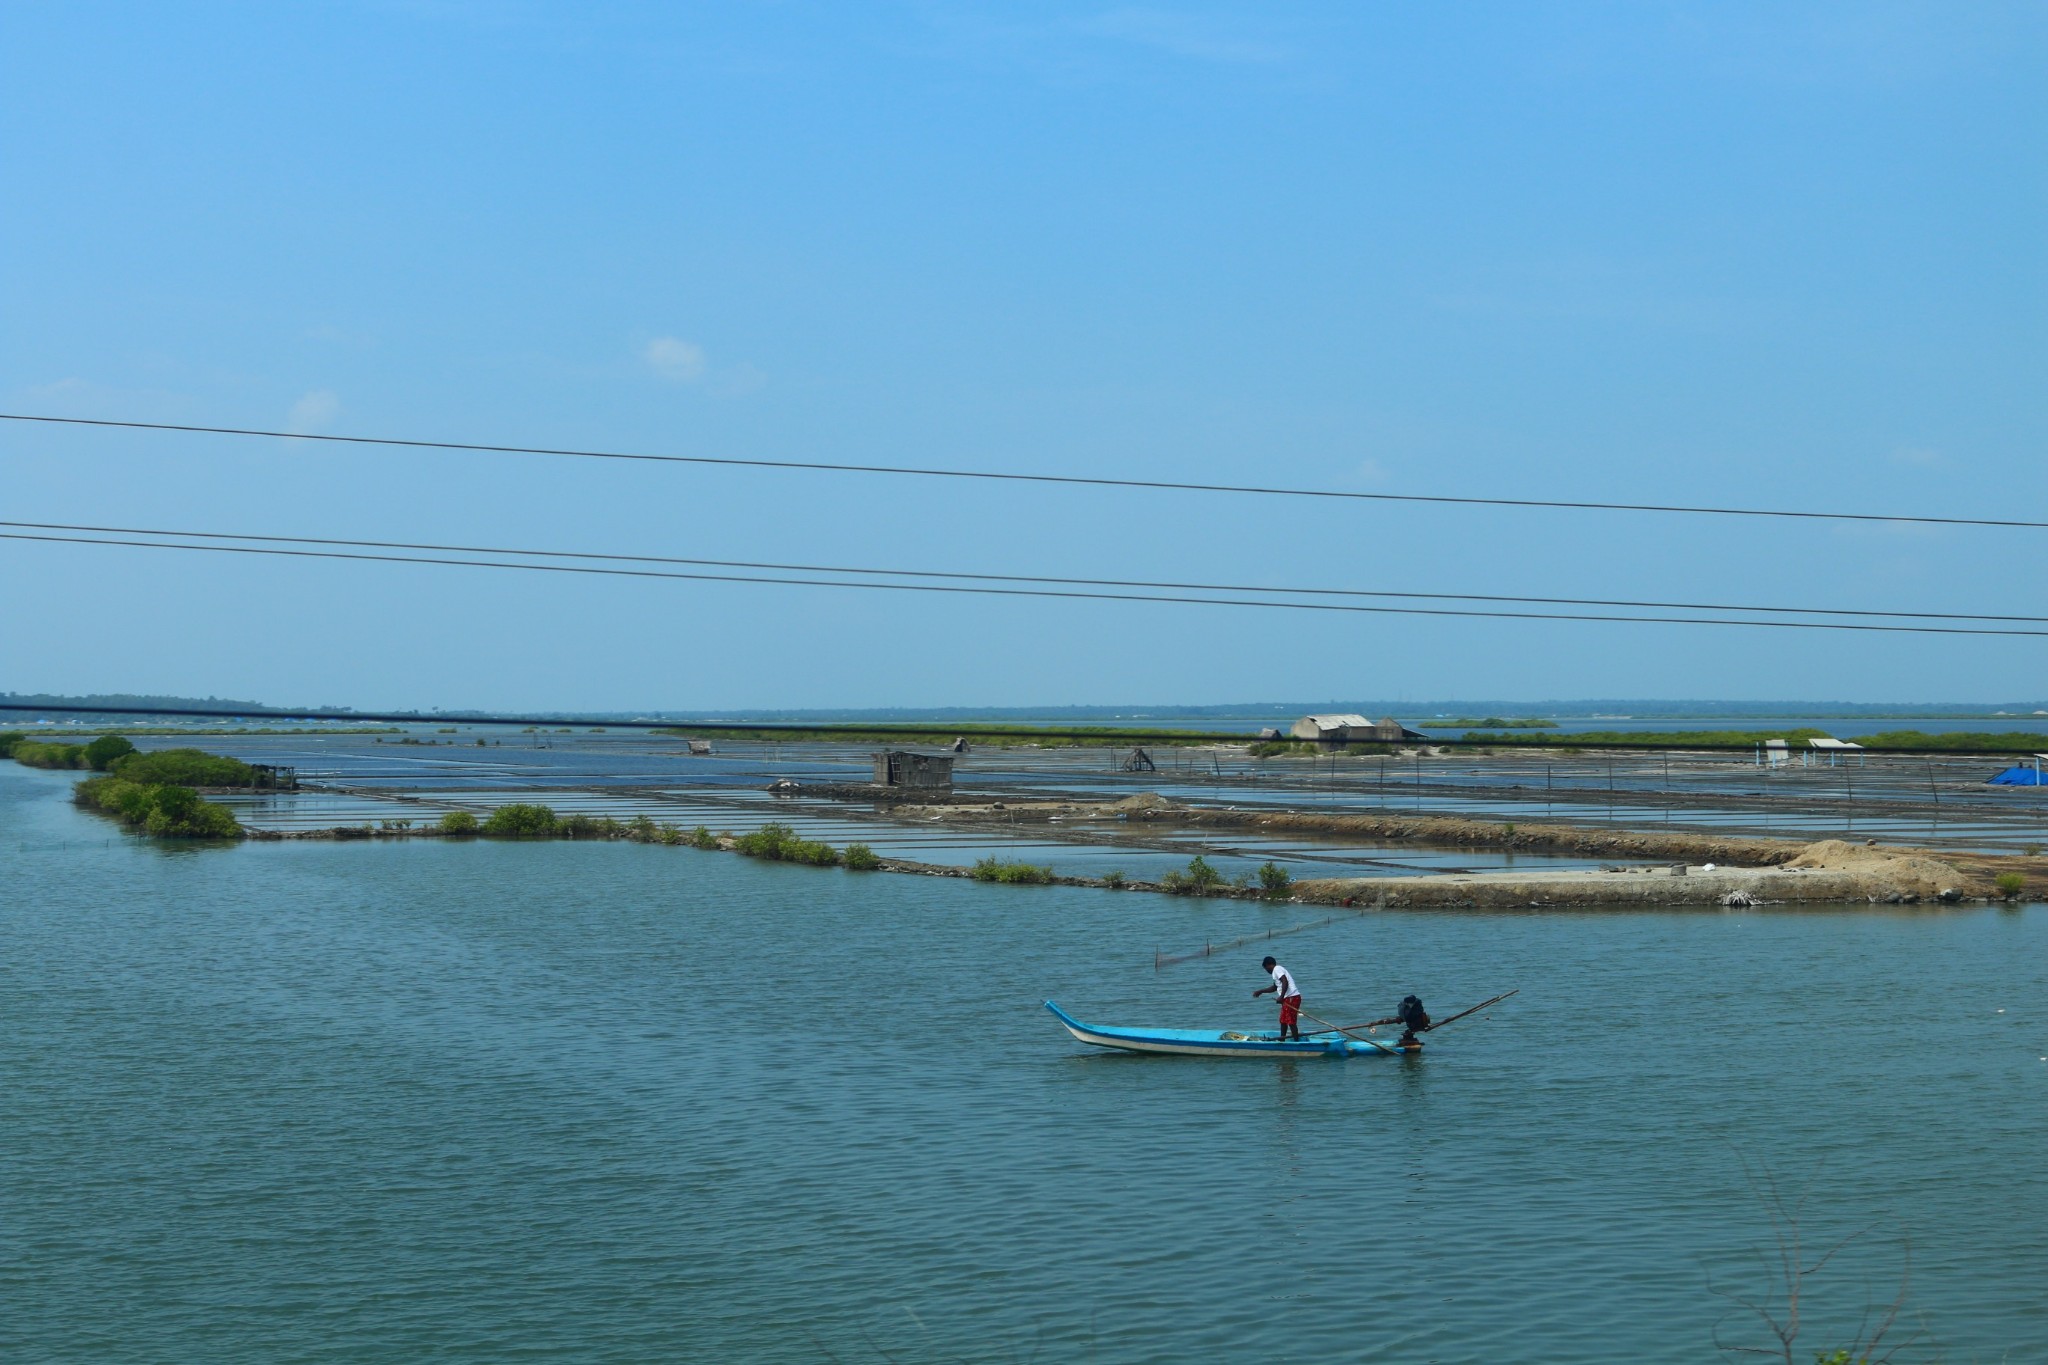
1781, 840, 1969, 899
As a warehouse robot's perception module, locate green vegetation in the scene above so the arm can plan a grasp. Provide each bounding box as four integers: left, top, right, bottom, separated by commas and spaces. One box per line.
1161, 855, 1227, 896
1257, 861, 1293, 897
734, 821, 840, 866
84, 734, 137, 769
970, 857, 1055, 884
1464, 728, 1835, 749
438, 810, 479, 835
1433, 716, 1557, 730
1461, 726, 2048, 752
1857, 730, 2048, 752
11, 740, 89, 768
690, 825, 719, 850
0, 731, 24, 757
1248, 740, 1317, 757
482, 803, 560, 837
1102, 869, 1127, 889
1995, 871, 2026, 898
655, 722, 1226, 749
843, 843, 881, 871
74, 776, 241, 838
112, 748, 261, 786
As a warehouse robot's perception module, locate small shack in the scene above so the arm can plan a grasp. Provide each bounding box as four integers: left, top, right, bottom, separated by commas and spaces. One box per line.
873, 750, 954, 790
687, 740, 714, 755
1121, 746, 1157, 772
1288, 714, 1427, 747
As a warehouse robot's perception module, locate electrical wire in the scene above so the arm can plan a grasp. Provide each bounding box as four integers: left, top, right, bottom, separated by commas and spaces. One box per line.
6, 411, 2043, 530
1, 518, 2040, 625
5, 528, 2046, 637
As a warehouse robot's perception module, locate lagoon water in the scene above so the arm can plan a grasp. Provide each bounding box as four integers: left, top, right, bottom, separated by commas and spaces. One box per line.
3, 761, 2044, 1363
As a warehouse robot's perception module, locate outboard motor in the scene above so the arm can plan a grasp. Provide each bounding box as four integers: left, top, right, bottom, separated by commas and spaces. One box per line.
1395, 995, 1431, 1045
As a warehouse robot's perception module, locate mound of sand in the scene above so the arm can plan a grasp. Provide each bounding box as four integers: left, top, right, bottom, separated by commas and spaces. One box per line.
1783, 840, 1968, 897
1107, 792, 1180, 812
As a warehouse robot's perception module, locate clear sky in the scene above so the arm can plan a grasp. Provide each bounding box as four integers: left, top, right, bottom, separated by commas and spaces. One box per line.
3, 2, 2043, 712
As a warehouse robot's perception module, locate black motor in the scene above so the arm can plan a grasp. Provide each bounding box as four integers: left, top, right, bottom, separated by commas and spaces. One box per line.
1396, 995, 1431, 1040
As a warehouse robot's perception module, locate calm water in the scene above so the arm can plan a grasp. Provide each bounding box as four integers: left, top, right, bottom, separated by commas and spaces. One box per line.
3, 763, 2044, 1363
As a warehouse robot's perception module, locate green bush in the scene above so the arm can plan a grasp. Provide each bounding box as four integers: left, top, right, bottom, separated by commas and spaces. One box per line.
843, 843, 881, 870
112, 748, 257, 787
1102, 869, 1127, 889
1161, 855, 1228, 896
0, 731, 25, 758
13, 740, 87, 769
482, 803, 558, 837
84, 735, 137, 770
74, 776, 241, 838
439, 810, 479, 835
690, 825, 719, 850
735, 821, 838, 864
1258, 861, 1293, 897
735, 821, 797, 857
1995, 871, 2026, 898
970, 857, 1054, 884
557, 814, 605, 839
1249, 740, 1315, 758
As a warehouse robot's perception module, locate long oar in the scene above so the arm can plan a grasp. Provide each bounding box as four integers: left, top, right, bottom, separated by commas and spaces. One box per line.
1294, 1006, 1403, 1056
1304, 988, 1519, 1040
1421, 989, 1518, 1033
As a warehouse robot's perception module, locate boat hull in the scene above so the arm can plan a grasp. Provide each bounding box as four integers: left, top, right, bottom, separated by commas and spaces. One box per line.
1044, 1000, 1417, 1058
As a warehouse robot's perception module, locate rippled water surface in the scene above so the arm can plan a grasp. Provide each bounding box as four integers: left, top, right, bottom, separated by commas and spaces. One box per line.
3, 763, 2044, 1363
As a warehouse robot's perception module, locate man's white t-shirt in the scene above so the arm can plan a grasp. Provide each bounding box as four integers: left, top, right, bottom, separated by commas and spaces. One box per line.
1269, 963, 1300, 1000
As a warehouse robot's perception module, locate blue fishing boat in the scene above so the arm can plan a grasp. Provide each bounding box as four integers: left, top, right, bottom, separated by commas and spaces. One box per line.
1043, 999, 1418, 1058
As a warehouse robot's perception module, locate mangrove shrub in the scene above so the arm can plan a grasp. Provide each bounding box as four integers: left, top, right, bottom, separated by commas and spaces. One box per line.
970, 858, 1054, 885
13, 740, 87, 769
112, 748, 257, 787
482, 803, 559, 837
439, 810, 479, 835
735, 821, 840, 865
84, 735, 137, 770
842, 843, 881, 871
1161, 855, 1227, 896
74, 776, 242, 838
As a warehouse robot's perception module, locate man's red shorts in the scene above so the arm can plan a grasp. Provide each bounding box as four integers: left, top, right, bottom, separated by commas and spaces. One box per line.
1278, 995, 1302, 1029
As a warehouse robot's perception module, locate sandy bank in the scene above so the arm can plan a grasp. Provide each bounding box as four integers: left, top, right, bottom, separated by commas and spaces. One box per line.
1291, 841, 1974, 908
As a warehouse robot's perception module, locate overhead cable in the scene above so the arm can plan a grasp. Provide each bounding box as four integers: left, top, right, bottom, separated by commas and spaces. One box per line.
6, 528, 2047, 637
1, 518, 2040, 625
4, 411, 2042, 530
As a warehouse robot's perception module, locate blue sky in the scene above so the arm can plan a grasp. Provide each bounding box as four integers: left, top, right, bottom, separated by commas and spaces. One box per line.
3, 2, 2043, 711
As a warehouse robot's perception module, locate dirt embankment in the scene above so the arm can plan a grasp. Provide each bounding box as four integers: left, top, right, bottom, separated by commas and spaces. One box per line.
892, 795, 2044, 902
1291, 840, 1977, 909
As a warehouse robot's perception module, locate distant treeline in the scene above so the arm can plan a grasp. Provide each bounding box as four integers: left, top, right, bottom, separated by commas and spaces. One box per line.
1459, 728, 2048, 752
655, 723, 1228, 749
1432, 717, 1559, 730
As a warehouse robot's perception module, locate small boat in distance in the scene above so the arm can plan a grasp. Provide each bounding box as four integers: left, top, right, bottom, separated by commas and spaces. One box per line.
1043, 1000, 1418, 1058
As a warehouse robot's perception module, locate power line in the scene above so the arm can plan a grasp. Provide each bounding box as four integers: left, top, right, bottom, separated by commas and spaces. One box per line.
6, 410, 2043, 530
6, 527, 2047, 637
2, 518, 2040, 626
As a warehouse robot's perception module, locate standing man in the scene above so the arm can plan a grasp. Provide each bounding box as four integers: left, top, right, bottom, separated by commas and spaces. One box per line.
1253, 956, 1304, 1042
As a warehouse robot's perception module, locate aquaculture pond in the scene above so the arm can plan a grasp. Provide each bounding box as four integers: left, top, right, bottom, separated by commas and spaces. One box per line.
3, 762, 2044, 1362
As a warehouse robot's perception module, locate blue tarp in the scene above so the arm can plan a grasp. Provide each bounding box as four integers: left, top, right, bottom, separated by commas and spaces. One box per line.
1987, 766, 2045, 786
